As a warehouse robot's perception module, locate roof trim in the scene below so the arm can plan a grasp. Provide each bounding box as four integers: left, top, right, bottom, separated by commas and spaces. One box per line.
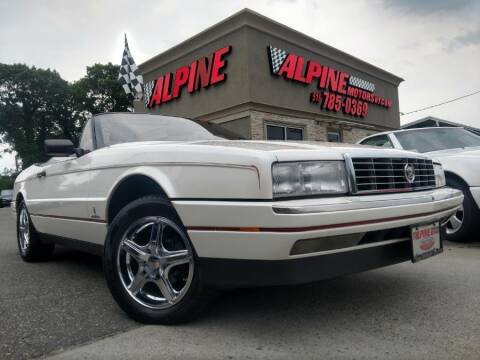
402, 116, 480, 132
139, 8, 403, 85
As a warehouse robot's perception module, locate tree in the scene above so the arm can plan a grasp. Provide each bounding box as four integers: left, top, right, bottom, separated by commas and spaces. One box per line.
0, 64, 72, 168
0, 63, 130, 170
72, 63, 130, 117
0, 169, 16, 190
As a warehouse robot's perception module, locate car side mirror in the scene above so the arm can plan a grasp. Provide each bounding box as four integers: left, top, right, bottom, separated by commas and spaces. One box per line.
44, 139, 75, 157
74, 148, 85, 157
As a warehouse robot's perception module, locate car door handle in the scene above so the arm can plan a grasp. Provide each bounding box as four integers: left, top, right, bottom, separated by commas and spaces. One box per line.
36, 171, 46, 178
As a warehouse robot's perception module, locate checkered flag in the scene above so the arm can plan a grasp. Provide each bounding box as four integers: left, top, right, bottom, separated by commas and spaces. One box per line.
143, 80, 155, 108
348, 75, 376, 92
118, 34, 144, 100
267, 46, 288, 74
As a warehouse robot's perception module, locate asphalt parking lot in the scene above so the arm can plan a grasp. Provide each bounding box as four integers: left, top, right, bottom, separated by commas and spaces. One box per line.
1, 207, 479, 359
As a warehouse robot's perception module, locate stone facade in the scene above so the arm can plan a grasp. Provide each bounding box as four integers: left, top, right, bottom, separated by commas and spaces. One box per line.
248, 110, 377, 143
342, 127, 378, 143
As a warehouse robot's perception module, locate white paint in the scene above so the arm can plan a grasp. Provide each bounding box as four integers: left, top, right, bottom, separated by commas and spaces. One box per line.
13, 138, 463, 261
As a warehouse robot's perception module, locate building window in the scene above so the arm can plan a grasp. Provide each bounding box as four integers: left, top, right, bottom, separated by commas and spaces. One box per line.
266, 124, 304, 140
327, 130, 342, 143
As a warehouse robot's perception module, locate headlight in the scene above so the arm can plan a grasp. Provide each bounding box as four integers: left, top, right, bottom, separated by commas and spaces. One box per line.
272, 161, 348, 198
433, 163, 446, 188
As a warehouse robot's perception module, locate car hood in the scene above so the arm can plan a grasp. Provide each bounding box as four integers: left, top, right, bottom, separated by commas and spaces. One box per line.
426, 146, 480, 158
111, 139, 427, 162
422, 147, 480, 187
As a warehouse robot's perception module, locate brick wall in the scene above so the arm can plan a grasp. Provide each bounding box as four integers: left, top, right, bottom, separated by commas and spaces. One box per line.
342, 127, 378, 143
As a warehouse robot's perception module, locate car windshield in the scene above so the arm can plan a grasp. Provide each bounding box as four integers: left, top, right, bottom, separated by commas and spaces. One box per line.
395, 128, 480, 153
94, 114, 221, 147
1, 190, 12, 196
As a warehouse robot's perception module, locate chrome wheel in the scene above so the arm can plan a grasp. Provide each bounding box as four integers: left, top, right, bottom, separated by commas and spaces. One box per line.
446, 205, 464, 235
18, 207, 30, 251
116, 216, 194, 310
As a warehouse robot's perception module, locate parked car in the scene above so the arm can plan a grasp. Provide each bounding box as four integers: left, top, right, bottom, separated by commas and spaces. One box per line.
12, 113, 463, 324
359, 127, 480, 242
0, 189, 13, 208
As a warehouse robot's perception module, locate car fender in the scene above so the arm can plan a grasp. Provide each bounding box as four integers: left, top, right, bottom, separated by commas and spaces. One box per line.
432, 156, 480, 187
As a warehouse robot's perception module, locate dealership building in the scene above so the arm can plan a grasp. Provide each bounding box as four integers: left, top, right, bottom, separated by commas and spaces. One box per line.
135, 9, 403, 143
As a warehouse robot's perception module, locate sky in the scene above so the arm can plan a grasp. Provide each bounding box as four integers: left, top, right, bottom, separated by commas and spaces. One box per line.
0, 0, 479, 171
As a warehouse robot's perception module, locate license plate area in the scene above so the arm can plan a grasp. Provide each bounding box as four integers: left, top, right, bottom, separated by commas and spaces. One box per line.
411, 222, 443, 263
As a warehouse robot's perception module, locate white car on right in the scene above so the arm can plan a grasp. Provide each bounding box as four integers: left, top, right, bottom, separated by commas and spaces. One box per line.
359, 127, 480, 242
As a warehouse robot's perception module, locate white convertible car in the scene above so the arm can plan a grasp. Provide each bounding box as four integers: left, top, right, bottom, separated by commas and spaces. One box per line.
13, 113, 463, 324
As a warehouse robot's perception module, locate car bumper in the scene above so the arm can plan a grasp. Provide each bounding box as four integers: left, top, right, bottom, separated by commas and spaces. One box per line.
198, 228, 446, 288
172, 187, 462, 287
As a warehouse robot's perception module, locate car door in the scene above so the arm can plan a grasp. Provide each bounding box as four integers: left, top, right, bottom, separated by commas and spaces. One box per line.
26, 121, 95, 242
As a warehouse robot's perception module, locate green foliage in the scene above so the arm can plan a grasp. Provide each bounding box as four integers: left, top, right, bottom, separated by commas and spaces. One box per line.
0, 169, 16, 190
0, 64, 72, 167
71, 63, 131, 133
0, 63, 130, 169
73, 63, 131, 114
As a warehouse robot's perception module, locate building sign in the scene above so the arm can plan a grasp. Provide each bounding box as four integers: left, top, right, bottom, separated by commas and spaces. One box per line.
144, 45, 232, 108
267, 46, 393, 118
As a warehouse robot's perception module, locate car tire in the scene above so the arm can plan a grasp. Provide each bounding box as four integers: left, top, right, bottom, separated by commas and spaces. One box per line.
104, 195, 214, 324
17, 201, 55, 261
445, 178, 479, 242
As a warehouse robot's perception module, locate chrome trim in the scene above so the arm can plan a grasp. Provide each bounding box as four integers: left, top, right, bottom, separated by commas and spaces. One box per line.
29, 213, 107, 224
189, 205, 461, 233
18, 206, 30, 252
343, 153, 357, 194
117, 216, 194, 310
272, 189, 462, 214
349, 156, 436, 194
27, 197, 106, 203
446, 204, 464, 235
21, 162, 261, 184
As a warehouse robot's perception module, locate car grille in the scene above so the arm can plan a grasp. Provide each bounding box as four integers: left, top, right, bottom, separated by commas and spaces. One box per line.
350, 157, 436, 194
